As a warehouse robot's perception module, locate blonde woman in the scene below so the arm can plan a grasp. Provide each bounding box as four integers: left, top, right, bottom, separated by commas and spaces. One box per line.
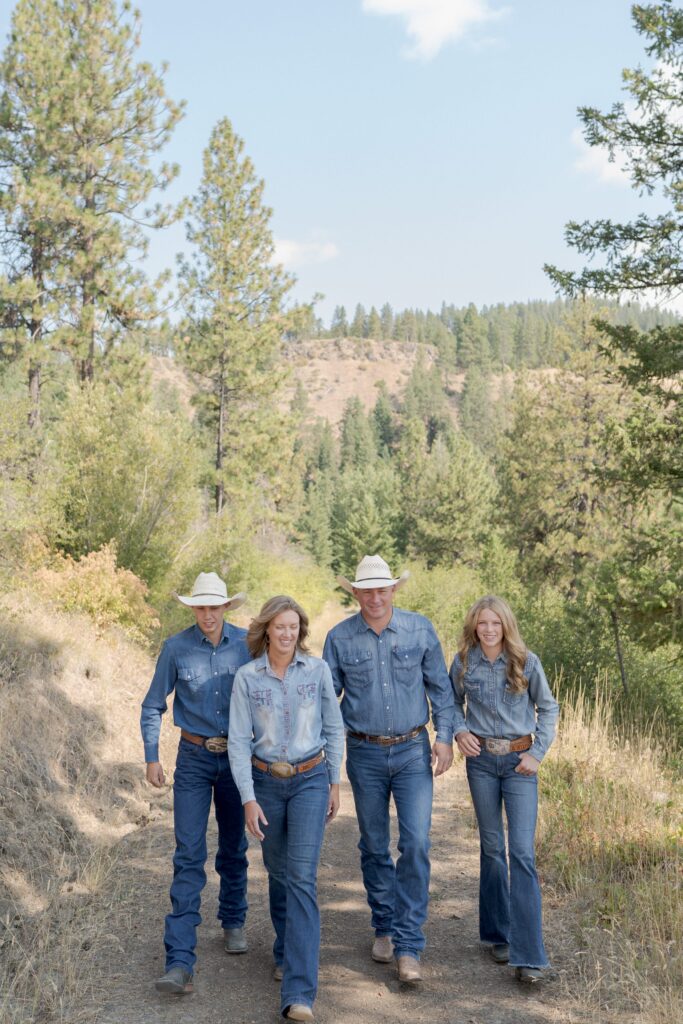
449, 596, 559, 984
229, 596, 344, 1023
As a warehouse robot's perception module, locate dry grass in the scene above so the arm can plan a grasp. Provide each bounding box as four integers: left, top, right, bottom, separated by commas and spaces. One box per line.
539, 687, 682, 1024
0, 594, 175, 1023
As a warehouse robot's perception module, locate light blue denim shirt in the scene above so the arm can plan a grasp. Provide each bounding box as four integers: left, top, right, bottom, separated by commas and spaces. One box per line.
228, 651, 345, 805
140, 622, 250, 763
323, 607, 455, 744
449, 645, 559, 762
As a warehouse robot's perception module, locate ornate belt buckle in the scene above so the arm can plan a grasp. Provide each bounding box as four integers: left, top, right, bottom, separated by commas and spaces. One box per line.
270, 761, 296, 779
486, 738, 510, 755
204, 736, 228, 753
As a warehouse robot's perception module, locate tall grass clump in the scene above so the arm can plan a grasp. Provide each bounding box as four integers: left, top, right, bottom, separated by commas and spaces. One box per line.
539, 685, 682, 1023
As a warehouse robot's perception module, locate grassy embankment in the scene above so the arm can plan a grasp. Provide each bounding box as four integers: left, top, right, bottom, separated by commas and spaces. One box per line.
539, 689, 681, 1024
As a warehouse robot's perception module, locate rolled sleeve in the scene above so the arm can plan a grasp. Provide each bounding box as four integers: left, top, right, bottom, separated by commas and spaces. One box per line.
227, 668, 257, 804
527, 655, 559, 762
320, 663, 345, 782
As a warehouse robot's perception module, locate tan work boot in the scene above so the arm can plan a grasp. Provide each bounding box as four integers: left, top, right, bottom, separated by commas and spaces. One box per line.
371, 934, 394, 963
284, 1005, 314, 1022
396, 955, 422, 986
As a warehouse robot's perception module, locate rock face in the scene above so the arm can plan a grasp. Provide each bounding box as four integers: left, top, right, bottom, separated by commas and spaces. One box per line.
283, 337, 445, 426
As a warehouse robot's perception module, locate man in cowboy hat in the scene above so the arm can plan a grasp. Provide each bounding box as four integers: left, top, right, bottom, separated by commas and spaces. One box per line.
323, 555, 454, 987
141, 571, 251, 994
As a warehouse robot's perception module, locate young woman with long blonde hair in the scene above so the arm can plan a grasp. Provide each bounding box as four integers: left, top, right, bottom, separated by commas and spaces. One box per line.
449, 596, 559, 984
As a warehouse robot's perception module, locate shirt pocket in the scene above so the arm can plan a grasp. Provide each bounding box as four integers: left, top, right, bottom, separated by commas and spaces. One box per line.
502, 686, 526, 707
297, 681, 318, 708
463, 674, 483, 704
392, 644, 422, 682
340, 650, 373, 687
176, 663, 203, 693
250, 688, 274, 712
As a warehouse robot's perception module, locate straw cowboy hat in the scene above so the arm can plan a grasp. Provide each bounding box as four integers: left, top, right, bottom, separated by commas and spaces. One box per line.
175, 572, 246, 610
336, 555, 410, 595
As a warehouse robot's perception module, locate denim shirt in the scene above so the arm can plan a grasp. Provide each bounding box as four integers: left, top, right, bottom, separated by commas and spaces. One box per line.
228, 651, 345, 805
140, 622, 250, 763
449, 645, 559, 762
322, 607, 455, 744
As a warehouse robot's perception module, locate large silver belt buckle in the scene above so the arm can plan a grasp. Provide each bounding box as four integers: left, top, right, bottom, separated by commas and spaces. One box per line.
204, 736, 228, 753
485, 738, 510, 755
270, 761, 296, 779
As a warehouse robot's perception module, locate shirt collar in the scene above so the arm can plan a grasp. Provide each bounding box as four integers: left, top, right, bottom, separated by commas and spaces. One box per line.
470, 643, 506, 666
255, 650, 306, 674
355, 609, 398, 634
193, 622, 229, 646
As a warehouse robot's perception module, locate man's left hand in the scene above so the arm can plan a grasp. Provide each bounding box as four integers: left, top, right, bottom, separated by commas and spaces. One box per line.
432, 740, 454, 776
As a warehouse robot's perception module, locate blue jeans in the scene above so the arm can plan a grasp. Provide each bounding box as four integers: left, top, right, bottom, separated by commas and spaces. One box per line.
165, 738, 248, 971
466, 750, 549, 969
346, 729, 433, 959
255, 760, 329, 1014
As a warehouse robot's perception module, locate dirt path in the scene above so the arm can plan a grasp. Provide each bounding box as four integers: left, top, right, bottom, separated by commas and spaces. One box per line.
86, 760, 579, 1024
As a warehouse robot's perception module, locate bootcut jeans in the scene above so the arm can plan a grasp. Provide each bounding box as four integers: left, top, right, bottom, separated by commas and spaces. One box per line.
466, 748, 549, 969
165, 737, 248, 971
346, 728, 433, 960
254, 759, 329, 1015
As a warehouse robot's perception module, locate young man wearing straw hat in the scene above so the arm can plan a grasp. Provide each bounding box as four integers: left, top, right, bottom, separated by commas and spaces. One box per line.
141, 571, 251, 994
323, 555, 455, 987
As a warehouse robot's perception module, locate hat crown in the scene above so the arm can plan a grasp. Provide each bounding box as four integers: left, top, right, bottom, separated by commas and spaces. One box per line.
190, 572, 228, 599
355, 555, 394, 583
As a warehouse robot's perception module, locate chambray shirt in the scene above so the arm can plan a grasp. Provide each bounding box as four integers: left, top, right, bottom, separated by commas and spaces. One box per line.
449, 645, 559, 763
228, 651, 345, 805
140, 622, 250, 763
322, 608, 455, 744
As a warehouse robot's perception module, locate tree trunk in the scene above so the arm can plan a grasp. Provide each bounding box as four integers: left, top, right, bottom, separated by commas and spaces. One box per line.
610, 607, 628, 695
27, 360, 41, 428
215, 358, 226, 515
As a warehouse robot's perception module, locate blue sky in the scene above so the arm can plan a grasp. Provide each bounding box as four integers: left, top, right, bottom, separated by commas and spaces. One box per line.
0, 0, 658, 321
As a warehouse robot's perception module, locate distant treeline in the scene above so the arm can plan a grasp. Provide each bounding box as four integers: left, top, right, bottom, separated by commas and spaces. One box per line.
302, 298, 680, 370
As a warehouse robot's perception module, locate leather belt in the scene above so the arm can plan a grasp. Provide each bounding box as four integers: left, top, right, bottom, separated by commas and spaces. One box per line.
181, 729, 228, 753
252, 751, 324, 779
473, 734, 532, 754
347, 724, 426, 746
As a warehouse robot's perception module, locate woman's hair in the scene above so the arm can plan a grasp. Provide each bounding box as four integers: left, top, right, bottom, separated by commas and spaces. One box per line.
457, 595, 529, 693
246, 595, 311, 658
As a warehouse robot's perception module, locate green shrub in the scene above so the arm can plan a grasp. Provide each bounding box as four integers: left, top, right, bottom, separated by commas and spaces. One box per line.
33, 543, 159, 644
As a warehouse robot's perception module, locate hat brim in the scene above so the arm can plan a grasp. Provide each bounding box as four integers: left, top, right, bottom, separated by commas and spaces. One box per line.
175, 591, 247, 611
335, 571, 410, 595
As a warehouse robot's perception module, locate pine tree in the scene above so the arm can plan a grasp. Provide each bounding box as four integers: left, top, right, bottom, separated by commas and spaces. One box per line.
411, 434, 496, 568
330, 305, 348, 338
350, 303, 367, 338
339, 396, 376, 471
0, 0, 182, 410
380, 302, 394, 339
177, 117, 294, 516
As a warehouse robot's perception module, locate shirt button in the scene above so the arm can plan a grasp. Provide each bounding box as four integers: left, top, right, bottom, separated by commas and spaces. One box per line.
215, 691, 219, 695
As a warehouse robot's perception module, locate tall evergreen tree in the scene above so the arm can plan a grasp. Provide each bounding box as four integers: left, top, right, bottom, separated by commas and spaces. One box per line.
0, 0, 182, 410
339, 396, 376, 471
178, 117, 294, 516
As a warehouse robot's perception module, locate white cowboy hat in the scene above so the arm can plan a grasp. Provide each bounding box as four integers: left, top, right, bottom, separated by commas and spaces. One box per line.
175, 572, 246, 610
336, 555, 410, 595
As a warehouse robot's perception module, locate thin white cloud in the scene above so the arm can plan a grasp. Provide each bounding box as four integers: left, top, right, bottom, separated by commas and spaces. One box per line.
274, 236, 339, 269
572, 127, 630, 186
362, 0, 507, 60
